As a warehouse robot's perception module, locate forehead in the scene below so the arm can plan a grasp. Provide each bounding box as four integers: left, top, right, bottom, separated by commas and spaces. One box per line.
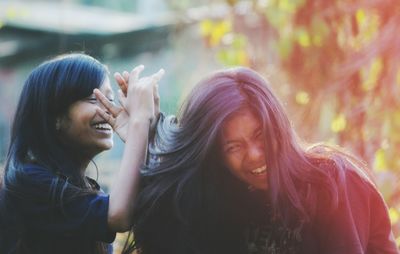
98, 76, 113, 94
221, 108, 261, 140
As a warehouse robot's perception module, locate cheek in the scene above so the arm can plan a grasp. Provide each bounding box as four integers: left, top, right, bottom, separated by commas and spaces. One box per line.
222, 153, 243, 175
71, 107, 96, 123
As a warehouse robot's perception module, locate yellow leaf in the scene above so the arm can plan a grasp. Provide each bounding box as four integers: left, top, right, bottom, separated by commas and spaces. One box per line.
362, 57, 382, 91
394, 111, 400, 127
295, 91, 310, 105
389, 208, 399, 225
297, 29, 310, 47
217, 48, 249, 67
6, 7, 18, 19
356, 9, 366, 26
210, 21, 231, 47
277, 0, 306, 11
312, 34, 322, 47
277, 37, 293, 59
353, 10, 379, 48
278, 0, 296, 13
232, 34, 247, 49
373, 148, 387, 172
331, 114, 346, 133
0, 21, 3, 29
200, 19, 213, 36
362, 12, 379, 42
237, 50, 249, 66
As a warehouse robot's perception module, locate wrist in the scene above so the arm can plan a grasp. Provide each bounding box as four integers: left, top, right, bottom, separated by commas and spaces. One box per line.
128, 117, 151, 129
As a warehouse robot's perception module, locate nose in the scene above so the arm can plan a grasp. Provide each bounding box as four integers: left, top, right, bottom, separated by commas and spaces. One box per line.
246, 142, 265, 162
97, 101, 111, 115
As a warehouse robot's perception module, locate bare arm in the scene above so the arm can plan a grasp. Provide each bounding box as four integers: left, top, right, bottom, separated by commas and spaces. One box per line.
94, 66, 164, 232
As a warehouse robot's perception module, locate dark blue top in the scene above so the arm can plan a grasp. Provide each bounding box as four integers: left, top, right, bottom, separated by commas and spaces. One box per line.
0, 164, 116, 254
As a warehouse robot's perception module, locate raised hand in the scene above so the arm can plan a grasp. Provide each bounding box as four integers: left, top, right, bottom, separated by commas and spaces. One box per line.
94, 66, 164, 142
94, 65, 143, 142
114, 67, 162, 132
125, 67, 164, 124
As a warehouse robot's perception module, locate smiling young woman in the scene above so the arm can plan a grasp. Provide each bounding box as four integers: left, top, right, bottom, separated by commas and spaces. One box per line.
113, 67, 399, 254
219, 108, 268, 191
0, 53, 163, 254
56, 75, 115, 163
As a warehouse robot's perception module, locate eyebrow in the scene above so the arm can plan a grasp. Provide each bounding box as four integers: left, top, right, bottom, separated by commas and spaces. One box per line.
223, 126, 262, 145
252, 127, 262, 138
224, 140, 241, 146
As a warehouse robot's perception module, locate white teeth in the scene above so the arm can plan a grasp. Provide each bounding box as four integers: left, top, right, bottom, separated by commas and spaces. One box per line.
251, 165, 267, 175
93, 123, 111, 130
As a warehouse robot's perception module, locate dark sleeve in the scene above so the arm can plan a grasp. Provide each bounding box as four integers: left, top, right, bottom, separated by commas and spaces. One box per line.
11, 165, 116, 243
315, 170, 399, 254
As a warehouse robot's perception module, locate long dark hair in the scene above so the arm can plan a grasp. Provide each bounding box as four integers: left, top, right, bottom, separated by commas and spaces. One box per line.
127, 67, 374, 254
2, 53, 109, 254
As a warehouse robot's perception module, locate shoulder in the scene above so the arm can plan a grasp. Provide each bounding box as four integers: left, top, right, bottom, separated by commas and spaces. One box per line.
22, 163, 53, 175
311, 155, 380, 216
17, 163, 58, 185
307, 146, 375, 190
307, 153, 379, 215
85, 176, 102, 192
4, 163, 69, 202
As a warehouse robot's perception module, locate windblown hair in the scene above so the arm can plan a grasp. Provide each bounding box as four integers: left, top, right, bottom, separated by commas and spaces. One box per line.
126, 67, 373, 254
1, 53, 109, 254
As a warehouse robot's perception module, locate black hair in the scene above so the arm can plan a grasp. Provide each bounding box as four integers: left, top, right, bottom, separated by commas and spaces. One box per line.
2, 53, 109, 254
125, 67, 374, 254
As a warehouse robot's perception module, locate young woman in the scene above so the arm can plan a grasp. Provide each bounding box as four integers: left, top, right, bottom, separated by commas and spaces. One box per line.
0, 53, 163, 254
99, 66, 398, 254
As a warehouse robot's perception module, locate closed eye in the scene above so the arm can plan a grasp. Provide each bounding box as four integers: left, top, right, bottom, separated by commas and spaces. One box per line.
86, 97, 98, 104
85, 96, 114, 104
225, 144, 242, 153
254, 128, 263, 139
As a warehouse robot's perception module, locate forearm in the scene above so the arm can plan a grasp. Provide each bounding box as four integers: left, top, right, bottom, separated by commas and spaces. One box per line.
108, 117, 150, 232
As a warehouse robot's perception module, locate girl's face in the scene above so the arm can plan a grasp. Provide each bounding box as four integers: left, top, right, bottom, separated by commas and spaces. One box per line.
219, 108, 268, 190
58, 77, 114, 159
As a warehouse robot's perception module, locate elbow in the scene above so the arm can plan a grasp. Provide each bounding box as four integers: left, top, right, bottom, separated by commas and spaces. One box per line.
108, 207, 133, 232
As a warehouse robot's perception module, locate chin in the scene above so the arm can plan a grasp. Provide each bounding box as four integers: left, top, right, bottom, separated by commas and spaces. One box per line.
98, 140, 114, 151
103, 141, 114, 150
253, 184, 268, 191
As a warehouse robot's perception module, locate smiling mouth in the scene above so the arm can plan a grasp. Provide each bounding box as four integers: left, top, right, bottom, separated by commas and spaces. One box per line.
92, 123, 112, 131
250, 165, 267, 175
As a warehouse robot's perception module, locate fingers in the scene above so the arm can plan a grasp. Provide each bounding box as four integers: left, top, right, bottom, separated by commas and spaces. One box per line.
114, 65, 144, 96
117, 89, 127, 111
122, 71, 129, 82
96, 108, 116, 127
114, 72, 128, 95
128, 65, 145, 90
154, 83, 160, 110
93, 88, 121, 117
152, 69, 163, 118
126, 67, 163, 100
151, 68, 165, 83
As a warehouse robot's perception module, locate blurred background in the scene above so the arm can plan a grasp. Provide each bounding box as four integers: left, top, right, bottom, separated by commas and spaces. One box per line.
1, 0, 399, 251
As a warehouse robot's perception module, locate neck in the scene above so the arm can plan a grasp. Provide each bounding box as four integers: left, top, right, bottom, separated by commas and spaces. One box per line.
78, 159, 90, 176
68, 150, 92, 177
